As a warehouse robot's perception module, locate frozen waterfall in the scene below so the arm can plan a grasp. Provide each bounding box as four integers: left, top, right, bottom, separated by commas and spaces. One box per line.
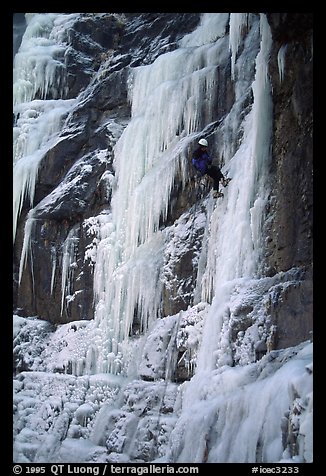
13, 12, 312, 464
90, 13, 233, 375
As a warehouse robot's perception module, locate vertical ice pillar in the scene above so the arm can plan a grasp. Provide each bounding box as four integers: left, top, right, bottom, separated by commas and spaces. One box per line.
197, 13, 273, 371
249, 14, 273, 269
61, 226, 80, 316
18, 210, 36, 287
277, 44, 288, 83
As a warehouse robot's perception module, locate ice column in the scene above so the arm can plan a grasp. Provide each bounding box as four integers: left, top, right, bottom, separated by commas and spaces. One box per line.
18, 211, 36, 287
198, 13, 273, 370
61, 227, 80, 316
277, 44, 288, 82
204, 14, 272, 299
250, 13, 273, 261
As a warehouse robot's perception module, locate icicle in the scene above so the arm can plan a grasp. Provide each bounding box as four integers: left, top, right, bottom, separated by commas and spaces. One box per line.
165, 311, 182, 381
250, 13, 273, 265
85, 345, 99, 375
13, 150, 41, 242
229, 13, 249, 80
60, 227, 79, 316
50, 245, 57, 295
196, 13, 273, 371
277, 44, 288, 82
18, 210, 36, 286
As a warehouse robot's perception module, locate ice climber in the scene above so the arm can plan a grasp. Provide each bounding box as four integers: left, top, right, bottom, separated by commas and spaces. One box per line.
191, 138, 230, 198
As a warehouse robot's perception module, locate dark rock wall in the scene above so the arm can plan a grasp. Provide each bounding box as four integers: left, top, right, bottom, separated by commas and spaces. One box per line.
264, 13, 313, 348
265, 13, 313, 274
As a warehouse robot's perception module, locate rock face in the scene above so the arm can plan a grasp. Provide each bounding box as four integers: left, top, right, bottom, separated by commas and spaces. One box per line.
14, 12, 312, 359
264, 13, 313, 348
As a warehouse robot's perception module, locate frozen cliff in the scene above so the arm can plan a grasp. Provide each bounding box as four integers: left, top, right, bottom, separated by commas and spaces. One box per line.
13, 13, 313, 464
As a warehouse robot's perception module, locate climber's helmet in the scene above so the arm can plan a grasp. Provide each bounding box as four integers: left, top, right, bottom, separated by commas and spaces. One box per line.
198, 138, 208, 147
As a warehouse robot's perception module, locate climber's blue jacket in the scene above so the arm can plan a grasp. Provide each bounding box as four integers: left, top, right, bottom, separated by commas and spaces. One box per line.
192, 147, 212, 175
